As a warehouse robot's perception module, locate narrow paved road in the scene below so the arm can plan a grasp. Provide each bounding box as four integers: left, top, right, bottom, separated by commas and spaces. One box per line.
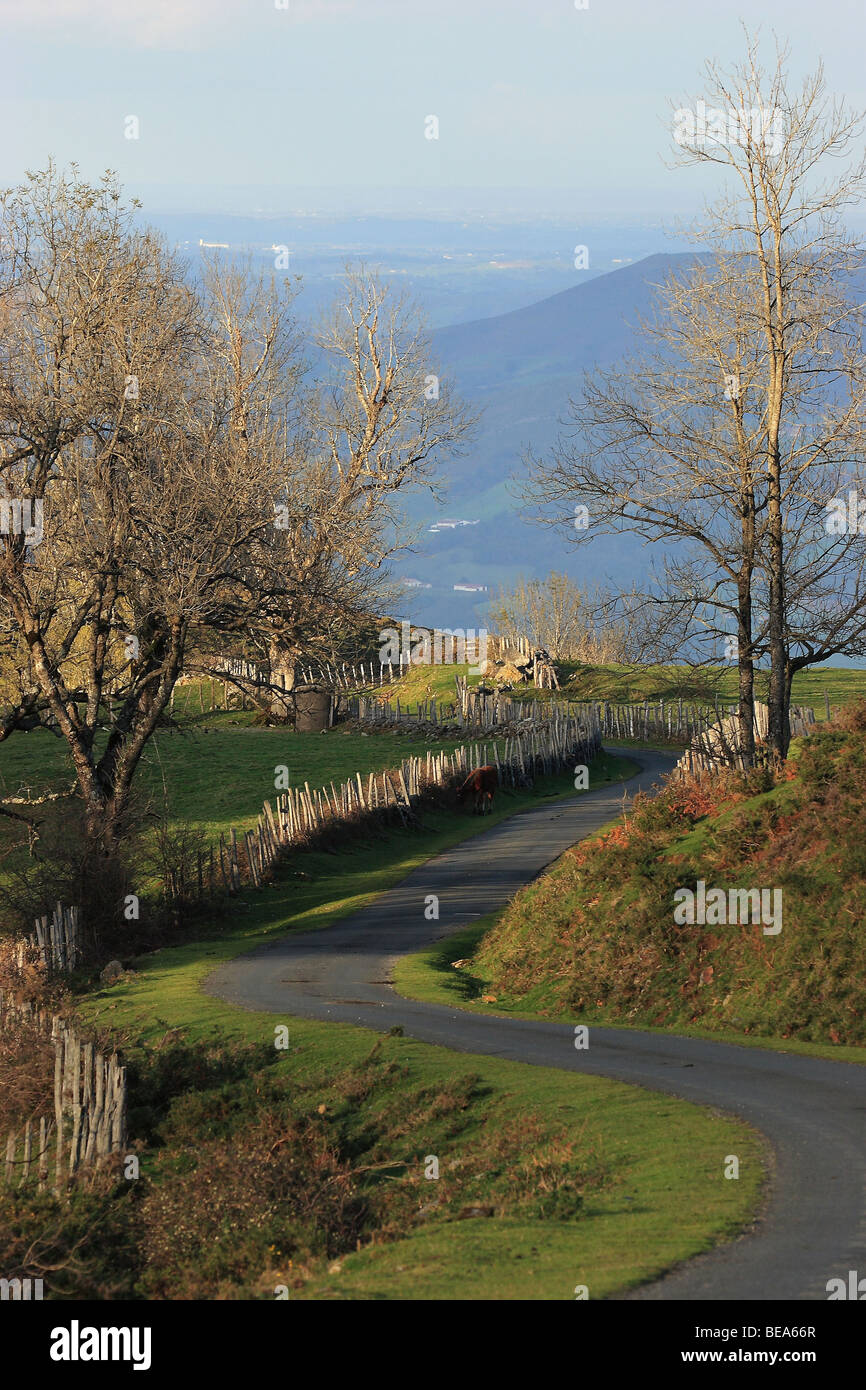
206, 752, 866, 1301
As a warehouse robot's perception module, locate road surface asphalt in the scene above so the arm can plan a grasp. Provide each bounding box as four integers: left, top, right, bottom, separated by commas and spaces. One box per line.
206, 750, 866, 1300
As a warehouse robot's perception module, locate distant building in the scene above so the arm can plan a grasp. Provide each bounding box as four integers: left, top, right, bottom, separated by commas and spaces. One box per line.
429, 518, 480, 533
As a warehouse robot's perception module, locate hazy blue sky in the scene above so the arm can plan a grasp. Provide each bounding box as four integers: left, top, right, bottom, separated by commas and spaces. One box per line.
3, 0, 866, 218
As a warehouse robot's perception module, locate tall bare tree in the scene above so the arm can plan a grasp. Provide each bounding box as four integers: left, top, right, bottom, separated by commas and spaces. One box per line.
258, 268, 474, 689
0, 167, 289, 853
523, 36, 866, 762
676, 35, 866, 758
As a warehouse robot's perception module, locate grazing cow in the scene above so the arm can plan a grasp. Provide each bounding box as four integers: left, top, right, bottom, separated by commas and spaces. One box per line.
456, 765, 499, 815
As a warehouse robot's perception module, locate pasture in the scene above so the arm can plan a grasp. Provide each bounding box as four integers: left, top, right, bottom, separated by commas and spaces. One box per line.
361, 659, 866, 719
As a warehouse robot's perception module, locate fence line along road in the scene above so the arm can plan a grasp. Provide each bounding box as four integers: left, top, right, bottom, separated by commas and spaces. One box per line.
169, 692, 818, 904
350, 686, 742, 743
209, 714, 601, 898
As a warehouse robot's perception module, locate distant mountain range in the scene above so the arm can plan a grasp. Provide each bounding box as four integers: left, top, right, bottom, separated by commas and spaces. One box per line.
141, 214, 706, 630
142, 209, 687, 329
142, 215, 710, 629
395, 252, 706, 629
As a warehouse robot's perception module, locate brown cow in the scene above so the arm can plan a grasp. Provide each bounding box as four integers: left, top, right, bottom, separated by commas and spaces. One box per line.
456, 765, 499, 815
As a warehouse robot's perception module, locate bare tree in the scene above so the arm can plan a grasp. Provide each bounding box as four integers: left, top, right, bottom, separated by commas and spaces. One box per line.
258, 267, 475, 689
0, 167, 293, 855
0, 173, 474, 876
523, 36, 866, 762
489, 573, 632, 662
670, 34, 866, 757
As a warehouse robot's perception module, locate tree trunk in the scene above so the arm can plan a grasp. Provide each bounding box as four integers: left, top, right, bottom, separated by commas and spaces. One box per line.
737, 497, 756, 767
268, 639, 299, 721
737, 606, 756, 768
767, 453, 788, 762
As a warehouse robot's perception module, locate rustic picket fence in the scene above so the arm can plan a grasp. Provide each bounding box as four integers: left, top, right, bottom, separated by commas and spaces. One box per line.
674, 702, 817, 779
0, 993, 128, 1192
349, 686, 732, 745
16, 903, 80, 973
278, 631, 520, 691
299, 658, 404, 689
175, 632, 538, 712
296, 633, 546, 690
351, 678, 578, 730
208, 714, 601, 895
175, 656, 385, 712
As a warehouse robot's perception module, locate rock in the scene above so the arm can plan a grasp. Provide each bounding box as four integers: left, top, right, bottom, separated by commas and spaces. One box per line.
493, 661, 527, 685
100, 960, 124, 983
457, 1205, 495, 1220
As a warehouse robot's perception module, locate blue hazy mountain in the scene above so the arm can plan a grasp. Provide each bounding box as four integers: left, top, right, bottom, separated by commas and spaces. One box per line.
141, 211, 705, 628
143, 209, 681, 329
396, 252, 706, 629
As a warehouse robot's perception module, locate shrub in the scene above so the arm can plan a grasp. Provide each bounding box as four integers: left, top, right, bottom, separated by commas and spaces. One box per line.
0, 1183, 139, 1299
125, 1035, 279, 1144
137, 1114, 366, 1298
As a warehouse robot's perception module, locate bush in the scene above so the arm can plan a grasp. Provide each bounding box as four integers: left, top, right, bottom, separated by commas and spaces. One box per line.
0, 1008, 56, 1135
0, 1183, 139, 1299
137, 1114, 366, 1298
126, 1035, 279, 1144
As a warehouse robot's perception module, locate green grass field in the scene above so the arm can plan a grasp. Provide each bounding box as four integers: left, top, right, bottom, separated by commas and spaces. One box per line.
361, 659, 866, 720
0, 719, 472, 844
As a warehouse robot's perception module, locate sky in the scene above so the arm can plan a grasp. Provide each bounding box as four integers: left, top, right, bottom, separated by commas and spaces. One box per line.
2, 0, 866, 220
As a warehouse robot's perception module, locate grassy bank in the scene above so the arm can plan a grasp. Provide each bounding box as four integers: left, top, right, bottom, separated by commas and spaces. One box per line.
393, 710, 866, 1062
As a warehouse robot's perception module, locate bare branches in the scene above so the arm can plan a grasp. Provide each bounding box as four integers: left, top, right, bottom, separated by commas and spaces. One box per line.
489, 574, 636, 664
524, 35, 866, 763
0, 171, 474, 844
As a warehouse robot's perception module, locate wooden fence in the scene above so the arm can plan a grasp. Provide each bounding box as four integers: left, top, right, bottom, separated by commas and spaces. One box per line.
349, 685, 735, 744
674, 702, 817, 779
177, 632, 538, 711
0, 994, 127, 1192
201, 713, 601, 897
173, 658, 391, 715
17, 904, 80, 973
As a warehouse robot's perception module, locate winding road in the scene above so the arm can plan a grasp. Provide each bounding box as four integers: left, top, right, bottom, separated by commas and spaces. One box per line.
205, 751, 866, 1301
